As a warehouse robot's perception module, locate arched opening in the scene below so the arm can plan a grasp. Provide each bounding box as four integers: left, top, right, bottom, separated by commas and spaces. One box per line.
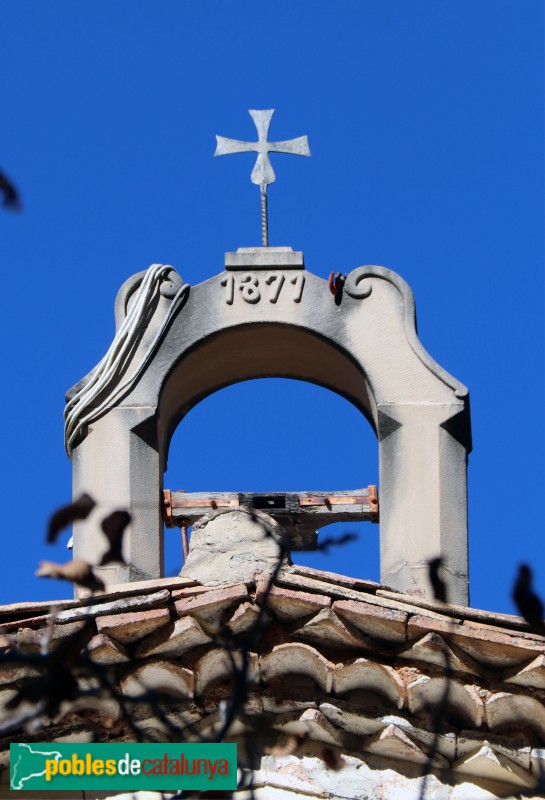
157, 322, 377, 463
164, 378, 379, 582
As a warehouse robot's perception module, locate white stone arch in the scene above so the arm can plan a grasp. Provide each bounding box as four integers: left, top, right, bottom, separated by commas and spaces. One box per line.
69, 259, 471, 602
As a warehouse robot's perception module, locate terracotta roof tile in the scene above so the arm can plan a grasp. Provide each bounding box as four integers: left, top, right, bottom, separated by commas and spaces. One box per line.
292, 607, 373, 651
274, 708, 347, 747
96, 607, 170, 644
276, 572, 383, 604
261, 690, 317, 714
456, 733, 531, 770
333, 598, 407, 643
503, 654, 545, 690
226, 601, 266, 634
485, 692, 545, 739
462, 617, 545, 642
377, 589, 538, 633
407, 676, 485, 728
0, 614, 51, 633
453, 744, 536, 789
172, 582, 249, 601
256, 579, 331, 621
135, 615, 212, 659
194, 648, 259, 695
9, 620, 88, 654
364, 723, 449, 769
407, 614, 464, 645
87, 633, 130, 665
0, 598, 75, 617
121, 659, 194, 699
103, 576, 199, 596
397, 632, 485, 678
174, 584, 248, 623
395, 718, 457, 762
54, 589, 170, 624
448, 623, 545, 669
261, 643, 337, 693
319, 699, 385, 737
288, 564, 383, 593
332, 658, 405, 710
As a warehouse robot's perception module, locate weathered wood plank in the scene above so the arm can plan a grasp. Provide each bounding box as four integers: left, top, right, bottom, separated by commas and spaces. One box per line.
166, 488, 378, 550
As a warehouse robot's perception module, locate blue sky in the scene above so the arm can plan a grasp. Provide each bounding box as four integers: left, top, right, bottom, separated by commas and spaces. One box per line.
0, 2, 543, 613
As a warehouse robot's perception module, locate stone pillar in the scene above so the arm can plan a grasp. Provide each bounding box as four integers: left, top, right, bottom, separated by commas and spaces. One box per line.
72, 406, 162, 586
378, 404, 469, 604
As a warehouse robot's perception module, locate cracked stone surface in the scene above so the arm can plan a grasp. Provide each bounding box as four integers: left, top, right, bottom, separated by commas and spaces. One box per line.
180, 507, 290, 585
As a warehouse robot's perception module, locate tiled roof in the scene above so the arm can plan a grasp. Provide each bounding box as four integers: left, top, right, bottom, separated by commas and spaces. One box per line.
0, 564, 544, 794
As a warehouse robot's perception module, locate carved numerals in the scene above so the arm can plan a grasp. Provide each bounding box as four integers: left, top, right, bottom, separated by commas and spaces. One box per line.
221, 272, 305, 305
239, 274, 261, 304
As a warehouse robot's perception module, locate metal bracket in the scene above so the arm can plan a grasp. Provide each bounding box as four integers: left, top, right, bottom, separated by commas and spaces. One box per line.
162, 489, 174, 528
368, 485, 379, 523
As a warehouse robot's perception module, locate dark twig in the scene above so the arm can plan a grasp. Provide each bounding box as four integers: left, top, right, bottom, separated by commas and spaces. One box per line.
47, 494, 96, 543
0, 170, 21, 210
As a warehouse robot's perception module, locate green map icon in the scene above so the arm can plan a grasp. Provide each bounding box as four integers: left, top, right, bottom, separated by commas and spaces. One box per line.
11, 743, 63, 790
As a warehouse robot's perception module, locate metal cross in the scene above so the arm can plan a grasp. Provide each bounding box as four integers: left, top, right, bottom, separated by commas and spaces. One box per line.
215, 109, 311, 246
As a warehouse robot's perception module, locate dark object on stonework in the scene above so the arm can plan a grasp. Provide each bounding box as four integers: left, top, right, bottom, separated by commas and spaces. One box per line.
99, 510, 131, 565
513, 563, 545, 634
428, 557, 448, 603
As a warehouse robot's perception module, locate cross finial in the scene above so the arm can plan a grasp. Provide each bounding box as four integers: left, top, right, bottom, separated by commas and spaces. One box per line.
215, 109, 311, 246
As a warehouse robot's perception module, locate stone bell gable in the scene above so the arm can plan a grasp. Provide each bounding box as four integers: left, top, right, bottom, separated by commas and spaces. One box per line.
66, 248, 471, 604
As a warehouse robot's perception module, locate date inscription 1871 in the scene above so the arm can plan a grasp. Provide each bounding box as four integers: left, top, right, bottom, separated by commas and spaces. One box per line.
221, 272, 305, 305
